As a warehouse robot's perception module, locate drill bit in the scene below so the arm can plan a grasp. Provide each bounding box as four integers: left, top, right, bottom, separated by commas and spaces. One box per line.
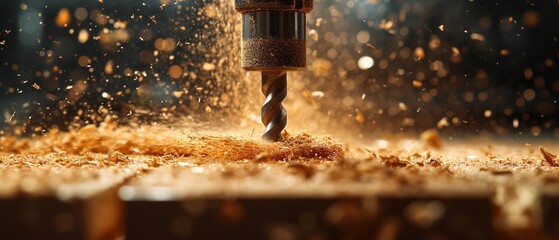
261, 71, 287, 141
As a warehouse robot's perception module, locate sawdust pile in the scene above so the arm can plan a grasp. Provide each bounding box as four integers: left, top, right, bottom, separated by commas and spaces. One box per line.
0, 123, 344, 162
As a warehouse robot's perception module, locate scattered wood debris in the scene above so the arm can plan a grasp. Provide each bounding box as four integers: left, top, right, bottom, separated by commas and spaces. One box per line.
539, 146, 558, 166
421, 129, 442, 149
428, 158, 442, 167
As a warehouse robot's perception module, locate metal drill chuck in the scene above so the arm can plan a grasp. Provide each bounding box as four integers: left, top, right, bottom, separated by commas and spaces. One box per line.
236, 0, 312, 71
235, 0, 313, 13
235, 0, 313, 141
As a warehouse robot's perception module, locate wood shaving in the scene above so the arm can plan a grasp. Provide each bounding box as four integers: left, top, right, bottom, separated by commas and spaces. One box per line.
539, 146, 557, 166
0, 125, 344, 161
420, 129, 442, 149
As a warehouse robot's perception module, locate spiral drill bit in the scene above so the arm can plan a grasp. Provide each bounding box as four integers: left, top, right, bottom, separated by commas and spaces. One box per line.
235, 0, 313, 141
261, 71, 287, 141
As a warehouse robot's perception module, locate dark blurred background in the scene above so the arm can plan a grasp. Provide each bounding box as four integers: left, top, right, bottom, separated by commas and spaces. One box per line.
0, 0, 558, 138
0, 0, 241, 136
303, 0, 559, 138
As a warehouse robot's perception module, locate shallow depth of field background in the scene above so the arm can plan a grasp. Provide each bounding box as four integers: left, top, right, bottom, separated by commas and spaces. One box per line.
0, 0, 558, 139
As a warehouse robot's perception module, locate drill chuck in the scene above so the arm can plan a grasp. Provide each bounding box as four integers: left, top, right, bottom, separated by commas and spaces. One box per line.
236, 0, 313, 71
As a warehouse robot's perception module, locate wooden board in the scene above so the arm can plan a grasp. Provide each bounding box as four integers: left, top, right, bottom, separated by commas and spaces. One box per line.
2, 125, 559, 239
0, 153, 153, 240
120, 157, 492, 240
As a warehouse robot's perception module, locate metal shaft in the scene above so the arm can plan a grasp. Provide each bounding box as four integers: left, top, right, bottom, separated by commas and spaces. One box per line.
261, 71, 287, 141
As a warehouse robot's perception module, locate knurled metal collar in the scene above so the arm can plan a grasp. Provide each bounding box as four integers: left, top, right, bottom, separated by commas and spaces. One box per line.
235, 0, 313, 13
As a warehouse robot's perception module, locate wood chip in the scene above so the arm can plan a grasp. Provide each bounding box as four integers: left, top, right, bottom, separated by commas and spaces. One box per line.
540, 146, 558, 166
421, 129, 442, 149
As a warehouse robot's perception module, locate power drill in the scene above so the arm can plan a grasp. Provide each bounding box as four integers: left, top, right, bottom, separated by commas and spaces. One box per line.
235, 0, 313, 141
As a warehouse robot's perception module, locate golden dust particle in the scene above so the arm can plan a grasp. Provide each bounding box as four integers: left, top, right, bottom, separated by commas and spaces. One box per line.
78, 29, 89, 44
75, 7, 88, 21
311, 58, 333, 76
308, 29, 319, 41
450, 54, 461, 64
315, 18, 324, 27
137, 84, 151, 99
172, 91, 184, 98
168, 65, 183, 79
355, 112, 365, 123
470, 33, 486, 42
500, 49, 510, 56
513, 119, 519, 128
368, 0, 378, 5
205, 106, 212, 113
342, 96, 354, 107
379, 20, 395, 31
451, 47, 460, 56
202, 62, 216, 71
77, 55, 91, 67
429, 60, 444, 71
0, 40, 5, 45
98, 0, 103, 3
414, 47, 425, 60
412, 80, 423, 88
531, 127, 541, 136
524, 68, 533, 79
436, 117, 449, 129
378, 59, 389, 70
357, 56, 374, 70
20, 3, 28, 10
398, 102, 408, 111
203, 4, 217, 18
429, 36, 441, 49
508, 16, 514, 22
154, 38, 176, 52
484, 110, 492, 118
113, 20, 127, 29
311, 91, 325, 98
122, 68, 133, 77
101, 92, 111, 99
438, 25, 444, 31
32, 83, 40, 90
523, 89, 536, 101
356, 31, 370, 44
544, 59, 554, 67
420, 129, 441, 149
153, 38, 165, 51
104, 60, 114, 74
55, 8, 71, 27
522, 10, 540, 27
